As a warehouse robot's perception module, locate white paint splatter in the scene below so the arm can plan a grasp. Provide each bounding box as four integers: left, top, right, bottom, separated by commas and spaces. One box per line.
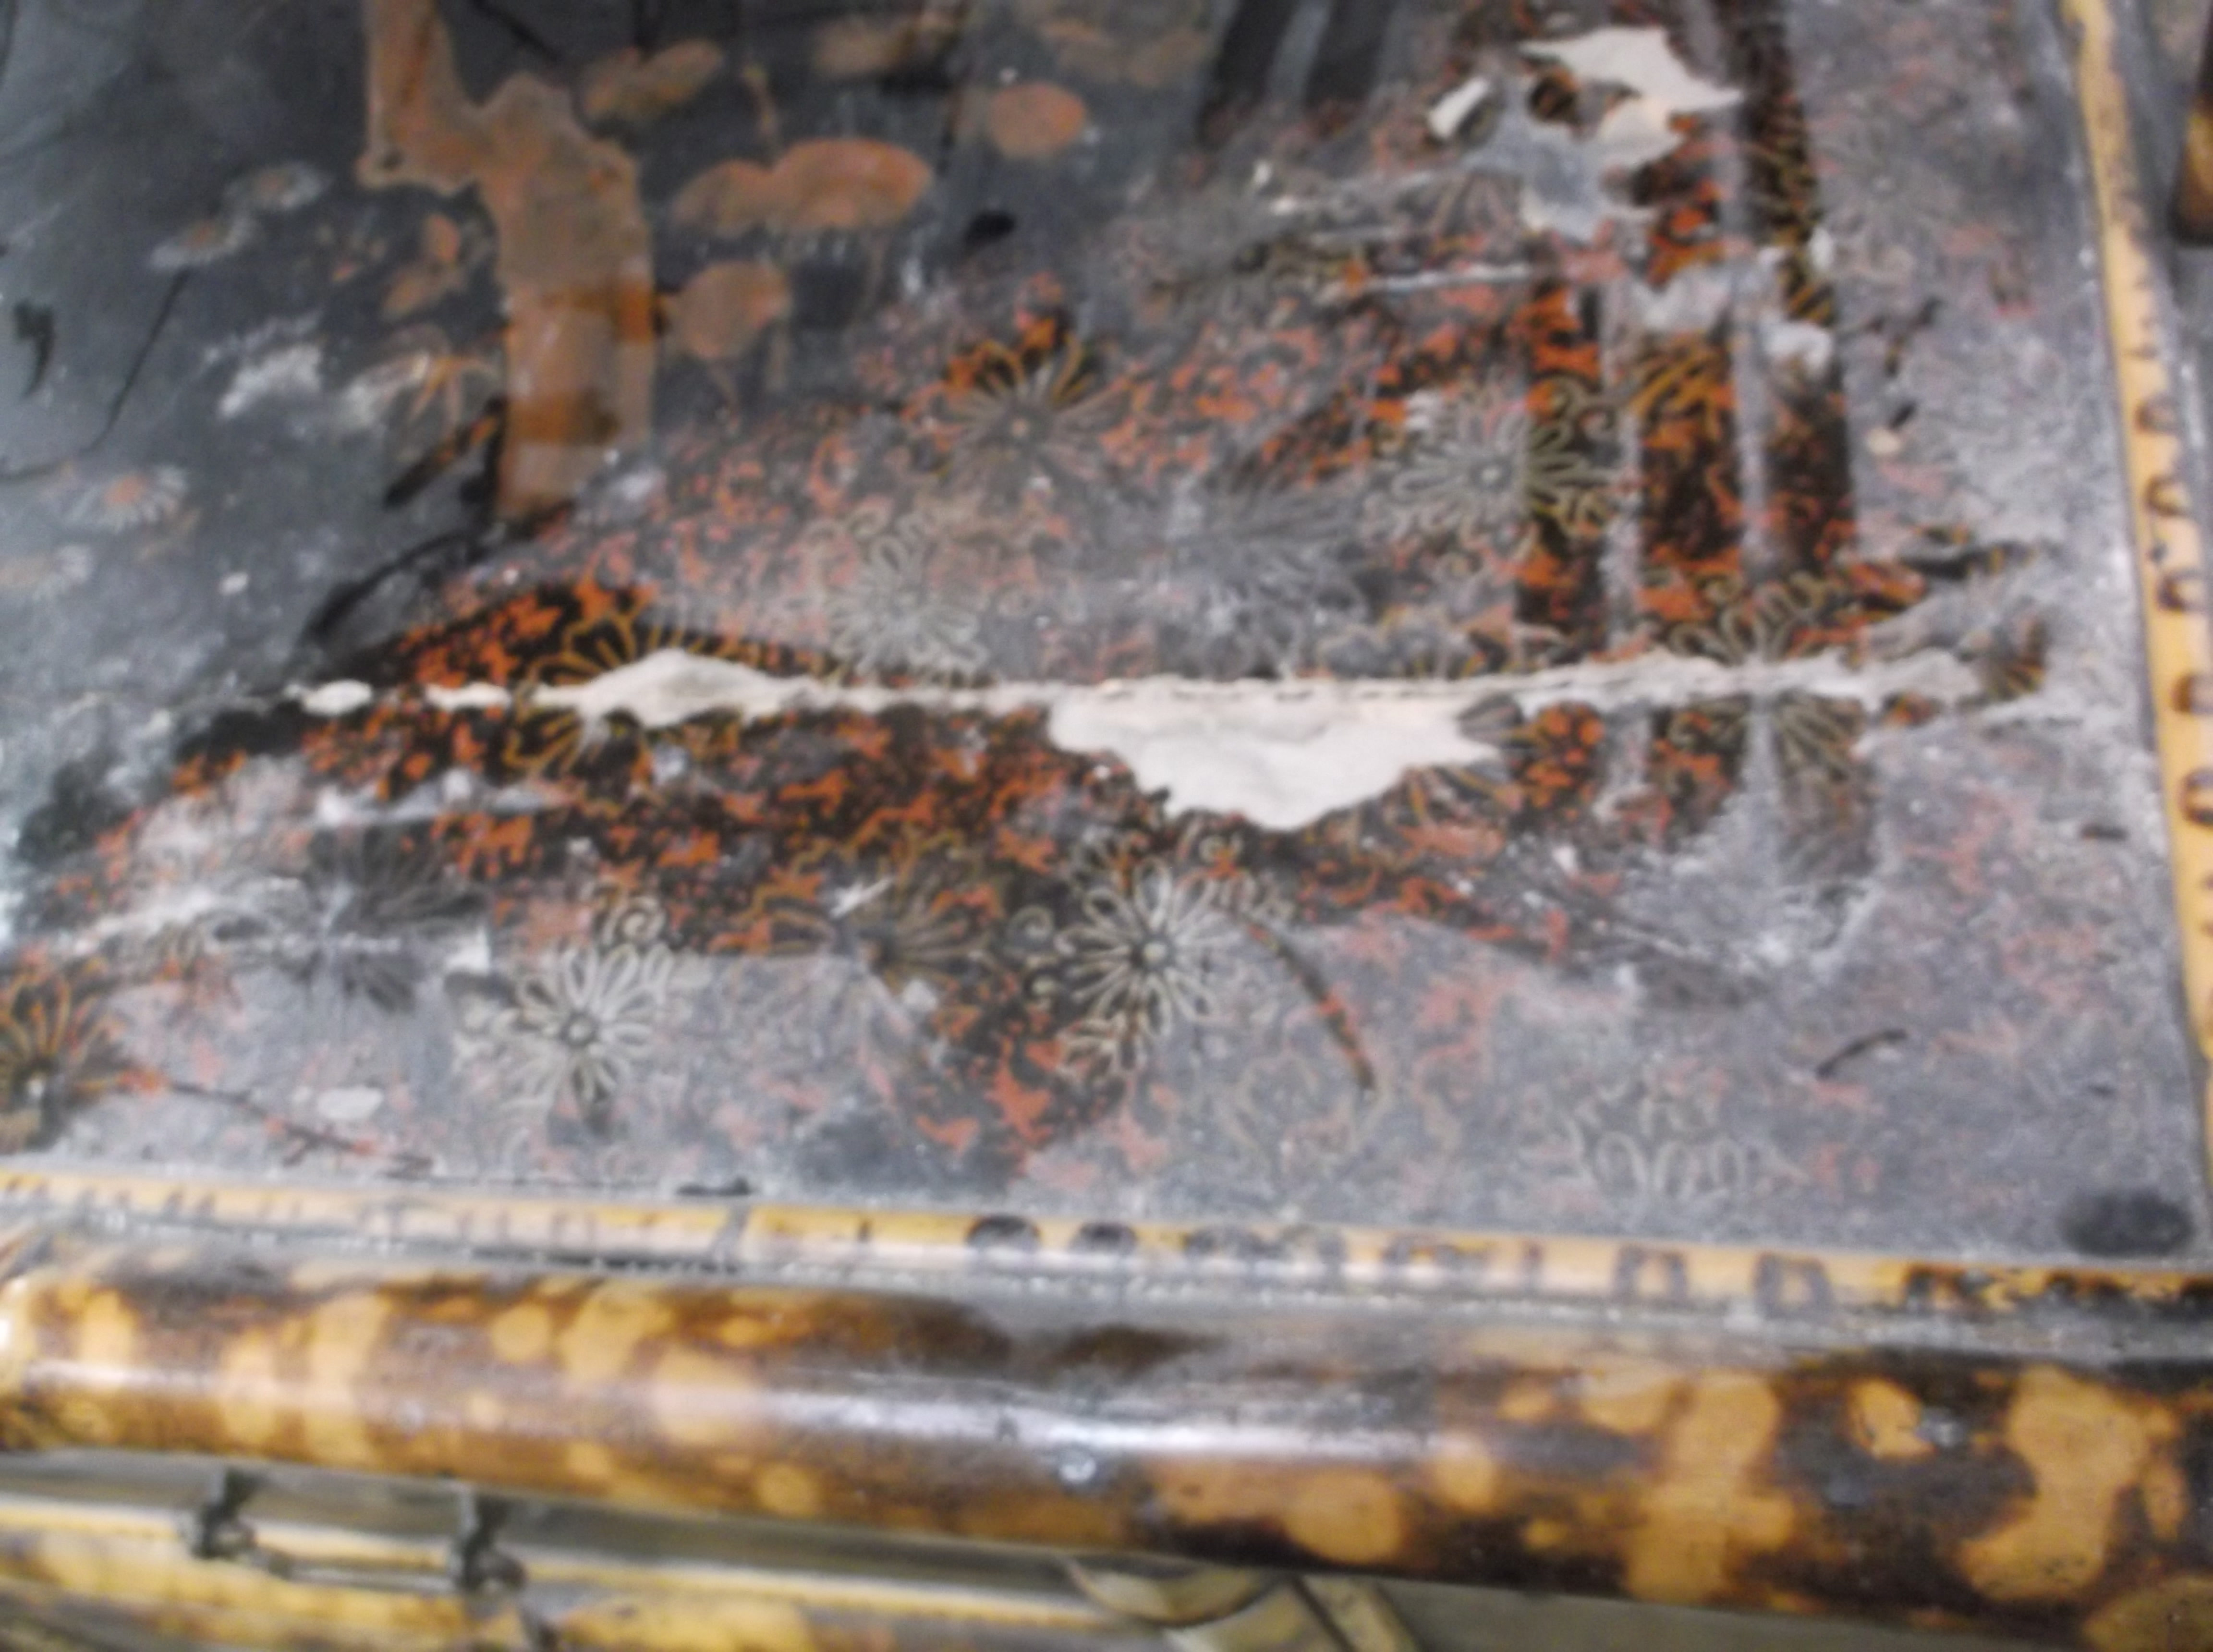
426, 681, 512, 712
1763, 316, 1836, 372
1427, 73, 1493, 142
443, 930, 494, 976
1632, 266, 1738, 332
290, 644, 1983, 831
308, 1085, 385, 1123
336, 353, 432, 433
218, 342, 324, 418
200, 314, 319, 372
293, 679, 375, 717
1586, 99, 1698, 176
827, 877, 891, 919
1428, 30, 1736, 244
1501, 27, 1742, 241
1521, 27, 1741, 119
1047, 685, 1491, 829
533, 651, 827, 728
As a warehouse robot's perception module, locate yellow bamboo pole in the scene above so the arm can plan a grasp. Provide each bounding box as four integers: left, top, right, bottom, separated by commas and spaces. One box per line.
2067, 0, 2213, 1177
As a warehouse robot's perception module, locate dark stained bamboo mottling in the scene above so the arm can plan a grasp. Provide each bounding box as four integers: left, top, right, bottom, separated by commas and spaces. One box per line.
0, 1226, 2205, 1646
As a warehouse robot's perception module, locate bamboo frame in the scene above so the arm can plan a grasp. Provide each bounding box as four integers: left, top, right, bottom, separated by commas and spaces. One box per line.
2070, 0, 2213, 1175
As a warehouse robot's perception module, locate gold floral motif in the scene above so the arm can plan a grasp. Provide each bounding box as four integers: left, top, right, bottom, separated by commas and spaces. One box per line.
498, 901, 681, 1134
0, 958, 129, 1153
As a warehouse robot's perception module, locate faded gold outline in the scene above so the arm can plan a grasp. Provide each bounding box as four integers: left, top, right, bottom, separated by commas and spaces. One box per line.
0, 1164, 2202, 1324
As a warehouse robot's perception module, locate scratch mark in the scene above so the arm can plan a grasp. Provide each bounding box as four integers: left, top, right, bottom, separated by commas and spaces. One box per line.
0, 272, 184, 482
1813, 1028, 1909, 1080
11, 298, 51, 397
459, 0, 563, 61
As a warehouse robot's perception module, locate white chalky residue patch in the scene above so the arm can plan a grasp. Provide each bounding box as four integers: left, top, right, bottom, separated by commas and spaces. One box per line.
1427, 73, 1494, 141
218, 342, 323, 418
524, 656, 1504, 827
1521, 27, 1741, 120
1509, 27, 1744, 237
199, 313, 319, 371
1763, 317, 1836, 371
1632, 266, 1737, 332
534, 651, 827, 727
1045, 686, 1493, 830
426, 681, 513, 712
294, 679, 375, 716
293, 644, 1982, 832
309, 1085, 385, 1122
827, 877, 892, 919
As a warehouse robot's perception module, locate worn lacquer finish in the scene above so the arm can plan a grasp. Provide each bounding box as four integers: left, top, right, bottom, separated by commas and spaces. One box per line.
0, 0, 2192, 1268
0, 0, 2204, 1644
0, 1230, 2205, 1646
